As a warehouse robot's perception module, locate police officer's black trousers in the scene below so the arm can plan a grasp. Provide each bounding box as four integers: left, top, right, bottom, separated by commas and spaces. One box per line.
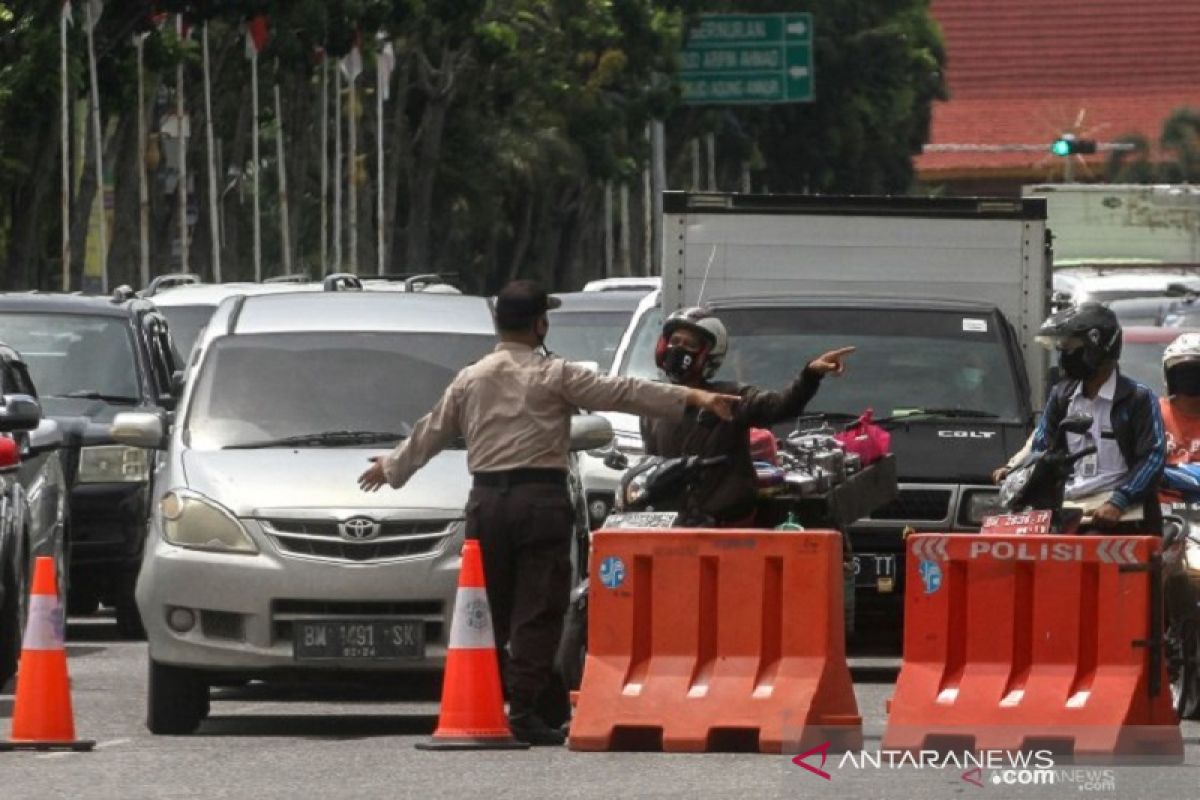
464, 481, 573, 718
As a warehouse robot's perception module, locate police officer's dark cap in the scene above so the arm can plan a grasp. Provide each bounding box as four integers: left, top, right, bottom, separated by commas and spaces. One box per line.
495, 280, 561, 329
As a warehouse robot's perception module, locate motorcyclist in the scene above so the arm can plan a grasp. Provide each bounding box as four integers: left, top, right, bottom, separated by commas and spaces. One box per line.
1001, 302, 1165, 533
639, 307, 854, 526
1159, 333, 1200, 499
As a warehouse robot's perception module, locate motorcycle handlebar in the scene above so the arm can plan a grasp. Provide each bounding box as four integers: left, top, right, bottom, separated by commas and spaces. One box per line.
1065, 445, 1098, 465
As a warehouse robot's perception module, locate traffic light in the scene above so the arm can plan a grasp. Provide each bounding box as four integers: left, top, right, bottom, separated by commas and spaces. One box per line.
1050, 134, 1097, 156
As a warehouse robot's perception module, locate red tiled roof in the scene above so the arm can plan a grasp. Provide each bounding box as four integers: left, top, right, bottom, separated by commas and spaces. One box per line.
916, 0, 1200, 177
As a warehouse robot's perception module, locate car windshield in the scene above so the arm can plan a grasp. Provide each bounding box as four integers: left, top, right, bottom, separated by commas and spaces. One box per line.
0, 313, 139, 399
546, 310, 632, 370
158, 304, 215, 362
619, 305, 1025, 424
1120, 341, 1169, 395
185, 331, 494, 450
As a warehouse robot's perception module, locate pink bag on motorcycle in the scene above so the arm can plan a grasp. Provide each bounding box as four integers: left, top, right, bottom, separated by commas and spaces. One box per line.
834, 409, 891, 466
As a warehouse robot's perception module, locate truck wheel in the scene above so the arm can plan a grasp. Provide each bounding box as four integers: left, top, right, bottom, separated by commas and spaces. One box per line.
0, 555, 24, 688
147, 659, 207, 734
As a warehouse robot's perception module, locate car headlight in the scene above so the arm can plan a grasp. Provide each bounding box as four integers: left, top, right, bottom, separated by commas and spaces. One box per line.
159, 490, 258, 554
960, 489, 1002, 526
77, 445, 150, 483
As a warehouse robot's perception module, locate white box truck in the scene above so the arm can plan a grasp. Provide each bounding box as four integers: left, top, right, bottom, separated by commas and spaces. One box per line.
595, 191, 1053, 630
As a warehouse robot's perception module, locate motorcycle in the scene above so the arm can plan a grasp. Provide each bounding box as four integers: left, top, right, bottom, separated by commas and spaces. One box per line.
1161, 503, 1200, 720
557, 452, 728, 690
998, 413, 1200, 720
997, 412, 1096, 531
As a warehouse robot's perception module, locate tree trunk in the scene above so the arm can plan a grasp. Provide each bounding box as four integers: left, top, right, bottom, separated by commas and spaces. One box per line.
5, 118, 59, 290
384, 54, 412, 273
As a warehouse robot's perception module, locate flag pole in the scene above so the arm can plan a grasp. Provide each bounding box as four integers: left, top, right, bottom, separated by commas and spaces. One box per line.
319, 57, 329, 272
333, 66, 342, 272
61, 3, 71, 291
202, 22, 221, 282
175, 14, 188, 273
347, 71, 357, 274
376, 47, 386, 276
251, 47, 261, 282
85, 0, 108, 292
274, 84, 292, 275
136, 33, 150, 288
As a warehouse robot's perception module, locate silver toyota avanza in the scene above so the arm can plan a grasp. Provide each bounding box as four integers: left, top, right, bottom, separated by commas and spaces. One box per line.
113, 289, 610, 733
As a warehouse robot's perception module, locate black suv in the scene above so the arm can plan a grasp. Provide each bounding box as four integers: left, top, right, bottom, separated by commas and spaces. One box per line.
0, 290, 180, 638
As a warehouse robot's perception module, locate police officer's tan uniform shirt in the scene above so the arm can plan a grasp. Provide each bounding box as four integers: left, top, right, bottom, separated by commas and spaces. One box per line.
381, 342, 689, 488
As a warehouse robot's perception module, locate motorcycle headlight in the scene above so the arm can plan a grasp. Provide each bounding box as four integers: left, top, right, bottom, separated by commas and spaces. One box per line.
622, 473, 649, 509
159, 490, 258, 554
960, 490, 1002, 526
77, 445, 151, 483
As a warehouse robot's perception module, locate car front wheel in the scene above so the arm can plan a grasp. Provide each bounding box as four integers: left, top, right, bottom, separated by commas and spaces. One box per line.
147, 658, 209, 734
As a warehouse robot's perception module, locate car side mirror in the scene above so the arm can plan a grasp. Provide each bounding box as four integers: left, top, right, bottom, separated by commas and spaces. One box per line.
569, 414, 614, 453
27, 418, 63, 455
0, 394, 42, 433
112, 412, 167, 450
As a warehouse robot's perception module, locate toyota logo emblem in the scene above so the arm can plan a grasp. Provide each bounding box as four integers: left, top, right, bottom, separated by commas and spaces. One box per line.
340, 517, 381, 541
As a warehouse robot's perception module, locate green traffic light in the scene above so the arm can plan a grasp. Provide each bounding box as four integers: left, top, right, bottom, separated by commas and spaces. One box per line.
1051, 139, 1072, 157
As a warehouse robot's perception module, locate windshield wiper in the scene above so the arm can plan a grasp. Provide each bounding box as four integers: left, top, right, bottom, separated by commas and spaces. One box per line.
225, 429, 410, 450
50, 391, 140, 405
876, 408, 1000, 425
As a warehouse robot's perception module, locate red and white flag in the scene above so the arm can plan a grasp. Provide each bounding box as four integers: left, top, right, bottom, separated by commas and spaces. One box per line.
340, 33, 363, 83
377, 36, 396, 101
245, 14, 269, 59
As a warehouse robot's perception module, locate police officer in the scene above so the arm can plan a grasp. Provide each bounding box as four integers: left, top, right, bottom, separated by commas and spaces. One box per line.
358, 280, 739, 745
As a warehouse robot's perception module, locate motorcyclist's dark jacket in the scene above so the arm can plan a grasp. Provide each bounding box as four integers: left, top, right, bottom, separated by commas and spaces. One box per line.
640, 368, 823, 524
1033, 370, 1166, 531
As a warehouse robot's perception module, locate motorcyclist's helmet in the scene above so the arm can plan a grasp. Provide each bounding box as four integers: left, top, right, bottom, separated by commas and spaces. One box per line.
655, 307, 728, 383
1035, 302, 1122, 381
1163, 332, 1200, 395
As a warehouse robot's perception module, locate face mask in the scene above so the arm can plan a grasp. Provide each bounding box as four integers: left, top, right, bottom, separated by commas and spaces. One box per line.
662, 345, 700, 384
1059, 347, 1098, 381
1169, 365, 1200, 396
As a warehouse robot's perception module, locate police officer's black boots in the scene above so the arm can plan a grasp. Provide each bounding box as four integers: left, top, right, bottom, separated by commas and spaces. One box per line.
508, 708, 567, 746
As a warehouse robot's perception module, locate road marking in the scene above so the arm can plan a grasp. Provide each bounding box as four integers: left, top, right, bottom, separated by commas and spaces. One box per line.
34, 738, 128, 759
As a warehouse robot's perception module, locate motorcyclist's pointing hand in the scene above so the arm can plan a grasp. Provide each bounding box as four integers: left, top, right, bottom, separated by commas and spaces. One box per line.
808, 346, 856, 377
688, 389, 741, 421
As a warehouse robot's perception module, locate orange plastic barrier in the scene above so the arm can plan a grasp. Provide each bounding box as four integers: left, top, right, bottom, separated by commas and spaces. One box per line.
569, 529, 862, 754
0, 557, 94, 752
884, 533, 1183, 762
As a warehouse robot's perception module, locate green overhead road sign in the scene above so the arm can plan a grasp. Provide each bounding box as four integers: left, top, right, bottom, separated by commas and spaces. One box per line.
680, 13, 814, 105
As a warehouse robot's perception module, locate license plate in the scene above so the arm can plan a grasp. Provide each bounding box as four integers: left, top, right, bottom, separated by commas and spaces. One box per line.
981, 510, 1052, 535
293, 620, 425, 660
853, 553, 897, 588
603, 512, 678, 529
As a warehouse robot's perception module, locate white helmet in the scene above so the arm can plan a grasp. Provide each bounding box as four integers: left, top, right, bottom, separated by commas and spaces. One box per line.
657, 307, 728, 381
1164, 333, 1200, 371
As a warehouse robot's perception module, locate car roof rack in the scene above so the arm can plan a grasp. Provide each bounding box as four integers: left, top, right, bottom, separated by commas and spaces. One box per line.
322, 273, 364, 291
263, 273, 311, 284
144, 273, 202, 297
110, 285, 138, 303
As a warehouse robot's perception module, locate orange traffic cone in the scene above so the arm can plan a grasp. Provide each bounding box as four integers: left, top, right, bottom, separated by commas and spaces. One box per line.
416, 539, 528, 750
0, 557, 94, 752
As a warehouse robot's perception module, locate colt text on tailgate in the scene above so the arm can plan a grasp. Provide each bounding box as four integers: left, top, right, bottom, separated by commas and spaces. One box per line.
969, 541, 1084, 562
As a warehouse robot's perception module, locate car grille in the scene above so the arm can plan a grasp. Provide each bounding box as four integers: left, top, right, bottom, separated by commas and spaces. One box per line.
260, 518, 454, 563
869, 489, 952, 522
271, 600, 444, 644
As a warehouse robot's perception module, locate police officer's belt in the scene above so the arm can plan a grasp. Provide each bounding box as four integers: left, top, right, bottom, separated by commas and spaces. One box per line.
473, 468, 567, 488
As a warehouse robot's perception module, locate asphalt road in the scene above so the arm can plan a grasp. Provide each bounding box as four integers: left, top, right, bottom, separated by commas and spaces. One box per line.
2, 615, 1199, 800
